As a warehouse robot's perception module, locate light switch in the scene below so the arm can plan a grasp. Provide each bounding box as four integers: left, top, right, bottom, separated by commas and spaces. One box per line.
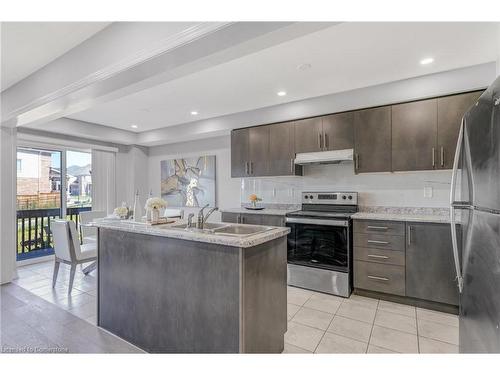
424, 186, 433, 198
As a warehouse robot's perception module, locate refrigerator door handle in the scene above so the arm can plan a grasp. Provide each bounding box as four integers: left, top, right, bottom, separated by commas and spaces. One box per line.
450, 119, 465, 293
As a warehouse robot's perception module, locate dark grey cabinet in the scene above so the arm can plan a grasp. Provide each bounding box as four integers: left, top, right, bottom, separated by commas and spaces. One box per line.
221, 212, 240, 223
392, 99, 437, 171
322, 112, 354, 151
231, 128, 249, 178
248, 126, 270, 176
406, 222, 460, 306
294, 118, 323, 153
268, 122, 302, 176
354, 106, 392, 173
437, 91, 482, 169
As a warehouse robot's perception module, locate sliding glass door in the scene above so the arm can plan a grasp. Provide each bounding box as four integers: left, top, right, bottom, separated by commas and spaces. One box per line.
16, 147, 62, 261
16, 147, 93, 261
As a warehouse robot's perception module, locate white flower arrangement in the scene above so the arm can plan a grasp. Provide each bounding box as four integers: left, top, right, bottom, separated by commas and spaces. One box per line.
113, 206, 129, 218
145, 197, 167, 210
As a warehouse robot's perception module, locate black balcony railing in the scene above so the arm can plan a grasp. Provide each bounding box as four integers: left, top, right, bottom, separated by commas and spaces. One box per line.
16, 206, 92, 261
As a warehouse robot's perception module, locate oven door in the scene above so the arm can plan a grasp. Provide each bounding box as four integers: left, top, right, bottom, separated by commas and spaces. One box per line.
286, 217, 349, 272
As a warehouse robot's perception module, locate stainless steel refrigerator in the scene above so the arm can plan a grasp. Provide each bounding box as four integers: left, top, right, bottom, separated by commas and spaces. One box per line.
450, 75, 500, 353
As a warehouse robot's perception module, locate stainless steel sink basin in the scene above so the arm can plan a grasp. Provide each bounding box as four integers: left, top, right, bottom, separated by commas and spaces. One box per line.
165, 222, 273, 237
168, 222, 227, 231
213, 224, 273, 236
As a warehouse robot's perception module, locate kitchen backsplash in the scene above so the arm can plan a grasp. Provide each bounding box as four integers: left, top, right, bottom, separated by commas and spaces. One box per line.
240, 163, 454, 208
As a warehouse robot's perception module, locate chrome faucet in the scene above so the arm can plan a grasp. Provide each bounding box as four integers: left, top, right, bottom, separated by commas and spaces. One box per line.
197, 204, 219, 229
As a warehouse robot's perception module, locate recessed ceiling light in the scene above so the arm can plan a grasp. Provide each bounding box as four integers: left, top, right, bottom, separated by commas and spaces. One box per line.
130, 124, 138, 129
420, 57, 434, 65
277, 91, 287, 97
190, 111, 198, 115
297, 63, 312, 71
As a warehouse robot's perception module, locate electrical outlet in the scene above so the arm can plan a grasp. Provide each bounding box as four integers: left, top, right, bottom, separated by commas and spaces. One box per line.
424, 186, 433, 198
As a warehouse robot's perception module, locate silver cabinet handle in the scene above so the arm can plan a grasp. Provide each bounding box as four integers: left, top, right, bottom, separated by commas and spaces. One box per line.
237, 214, 241, 224
355, 153, 359, 171
367, 275, 389, 281
318, 133, 323, 150
367, 226, 389, 230
245, 162, 249, 175
367, 240, 389, 244
407, 225, 412, 246
249, 161, 253, 175
367, 254, 389, 259
440, 146, 445, 167
432, 147, 436, 168
324, 133, 329, 150
290, 158, 294, 174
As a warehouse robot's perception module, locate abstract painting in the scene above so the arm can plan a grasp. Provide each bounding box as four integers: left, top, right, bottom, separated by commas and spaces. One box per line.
160, 155, 216, 207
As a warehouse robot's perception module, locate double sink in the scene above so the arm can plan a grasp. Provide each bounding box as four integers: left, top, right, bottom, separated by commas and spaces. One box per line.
166, 222, 274, 237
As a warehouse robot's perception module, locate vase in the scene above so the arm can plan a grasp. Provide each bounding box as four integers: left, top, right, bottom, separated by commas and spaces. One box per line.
251, 200, 257, 208
151, 208, 160, 224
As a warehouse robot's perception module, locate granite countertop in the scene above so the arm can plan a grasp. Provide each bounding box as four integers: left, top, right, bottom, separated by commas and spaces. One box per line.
221, 207, 297, 216
352, 212, 453, 223
91, 219, 290, 248
352, 206, 457, 223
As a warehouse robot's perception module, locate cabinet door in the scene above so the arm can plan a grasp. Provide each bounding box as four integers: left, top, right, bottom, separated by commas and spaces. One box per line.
260, 215, 286, 227
354, 106, 392, 173
248, 126, 270, 176
294, 117, 323, 153
406, 222, 460, 305
268, 122, 302, 176
322, 112, 354, 151
392, 99, 437, 171
231, 129, 249, 177
240, 214, 262, 225
437, 91, 482, 169
221, 212, 240, 223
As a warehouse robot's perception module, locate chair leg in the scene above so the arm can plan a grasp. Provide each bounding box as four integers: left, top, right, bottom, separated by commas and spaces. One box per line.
82, 261, 97, 275
68, 264, 77, 294
52, 260, 60, 288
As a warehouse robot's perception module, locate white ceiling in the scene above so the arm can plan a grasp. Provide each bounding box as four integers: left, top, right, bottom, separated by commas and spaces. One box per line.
1, 22, 110, 91
60, 23, 500, 132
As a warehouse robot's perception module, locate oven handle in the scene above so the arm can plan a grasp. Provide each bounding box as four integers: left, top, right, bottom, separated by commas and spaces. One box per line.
285, 217, 349, 227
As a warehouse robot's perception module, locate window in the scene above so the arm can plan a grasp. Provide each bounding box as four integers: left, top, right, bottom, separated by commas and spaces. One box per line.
16, 159, 22, 172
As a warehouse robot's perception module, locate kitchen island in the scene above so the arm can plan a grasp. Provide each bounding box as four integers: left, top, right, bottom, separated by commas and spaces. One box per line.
92, 219, 289, 353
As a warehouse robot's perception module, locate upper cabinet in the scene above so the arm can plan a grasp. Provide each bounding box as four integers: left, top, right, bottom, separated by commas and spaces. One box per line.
392, 99, 438, 171
231, 128, 249, 178
437, 91, 482, 169
231, 90, 483, 177
294, 113, 354, 154
294, 117, 323, 153
322, 112, 354, 151
231, 122, 302, 178
354, 106, 392, 173
268, 122, 302, 176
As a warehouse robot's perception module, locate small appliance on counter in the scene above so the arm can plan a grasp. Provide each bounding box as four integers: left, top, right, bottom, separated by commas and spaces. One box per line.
286, 191, 358, 297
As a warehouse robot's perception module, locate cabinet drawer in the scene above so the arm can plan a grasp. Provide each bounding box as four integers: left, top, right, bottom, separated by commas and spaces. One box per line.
354, 233, 405, 251
354, 220, 405, 236
354, 261, 405, 296
354, 246, 405, 266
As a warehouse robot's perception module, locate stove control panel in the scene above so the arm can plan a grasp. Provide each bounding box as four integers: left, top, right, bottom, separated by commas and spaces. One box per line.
302, 192, 358, 205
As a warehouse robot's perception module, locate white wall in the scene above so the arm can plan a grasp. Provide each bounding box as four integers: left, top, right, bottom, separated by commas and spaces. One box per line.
148, 136, 240, 221
0, 127, 18, 284
242, 164, 452, 208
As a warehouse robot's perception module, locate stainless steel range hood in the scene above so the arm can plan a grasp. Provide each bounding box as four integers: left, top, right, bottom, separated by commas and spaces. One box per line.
294, 149, 354, 165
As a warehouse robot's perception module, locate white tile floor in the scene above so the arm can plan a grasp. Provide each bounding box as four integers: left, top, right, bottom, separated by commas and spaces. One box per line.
9, 260, 459, 354
284, 286, 459, 353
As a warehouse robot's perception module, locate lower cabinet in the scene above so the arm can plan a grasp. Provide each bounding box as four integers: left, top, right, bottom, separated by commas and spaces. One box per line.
406, 222, 460, 306
353, 219, 459, 307
221, 212, 286, 227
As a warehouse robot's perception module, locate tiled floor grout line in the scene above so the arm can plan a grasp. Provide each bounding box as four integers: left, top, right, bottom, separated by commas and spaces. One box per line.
366, 299, 380, 353
415, 309, 421, 353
